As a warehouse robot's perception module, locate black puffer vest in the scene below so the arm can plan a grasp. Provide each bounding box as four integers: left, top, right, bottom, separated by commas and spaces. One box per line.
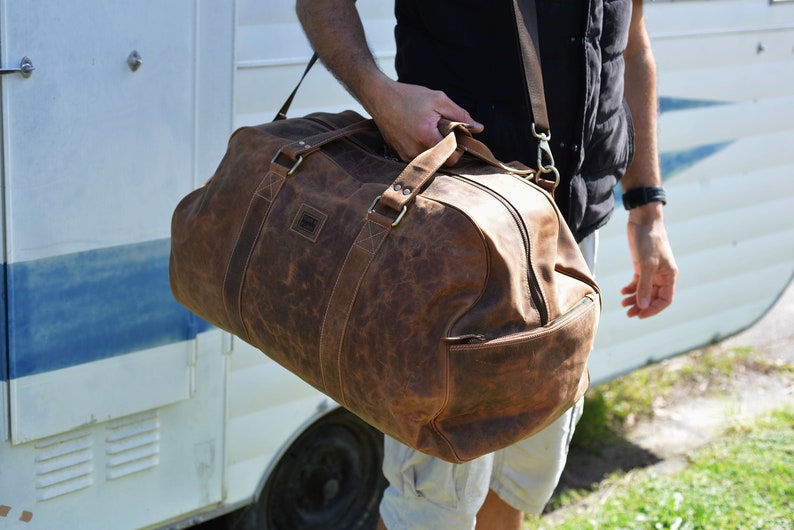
394, 0, 635, 241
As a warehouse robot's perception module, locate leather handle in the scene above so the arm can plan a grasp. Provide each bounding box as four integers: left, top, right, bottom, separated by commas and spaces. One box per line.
437, 118, 473, 138
278, 119, 378, 162
437, 119, 535, 178
378, 131, 459, 213
378, 119, 539, 216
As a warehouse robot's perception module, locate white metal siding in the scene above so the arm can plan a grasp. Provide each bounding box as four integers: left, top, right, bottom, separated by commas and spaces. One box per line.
0, 2, 235, 528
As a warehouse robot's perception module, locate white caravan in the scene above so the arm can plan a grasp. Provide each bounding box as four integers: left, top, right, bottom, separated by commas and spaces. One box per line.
1, 0, 793, 528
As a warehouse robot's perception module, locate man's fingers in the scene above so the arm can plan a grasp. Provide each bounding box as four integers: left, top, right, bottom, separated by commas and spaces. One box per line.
621, 271, 676, 318
437, 100, 484, 133
634, 269, 655, 309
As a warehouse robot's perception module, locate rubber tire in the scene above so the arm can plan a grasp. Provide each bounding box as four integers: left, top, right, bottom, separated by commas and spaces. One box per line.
207, 408, 385, 530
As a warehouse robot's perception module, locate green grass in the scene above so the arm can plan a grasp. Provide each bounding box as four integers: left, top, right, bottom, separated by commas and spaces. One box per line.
530, 408, 794, 529
528, 344, 794, 530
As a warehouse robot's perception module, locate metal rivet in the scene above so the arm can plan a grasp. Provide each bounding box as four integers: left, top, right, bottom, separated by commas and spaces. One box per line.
127, 50, 143, 72
393, 184, 402, 191
402, 188, 411, 196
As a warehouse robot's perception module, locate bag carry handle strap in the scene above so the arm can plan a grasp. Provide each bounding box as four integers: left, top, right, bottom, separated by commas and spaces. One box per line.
279, 0, 549, 131
376, 116, 560, 220
438, 119, 535, 177
272, 118, 378, 174
375, 130, 459, 217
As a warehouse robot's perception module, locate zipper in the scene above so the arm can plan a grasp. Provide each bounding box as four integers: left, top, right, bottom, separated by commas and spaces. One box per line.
546, 293, 596, 328
450, 293, 596, 346
447, 173, 548, 325
484, 293, 595, 345
445, 333, 487, 344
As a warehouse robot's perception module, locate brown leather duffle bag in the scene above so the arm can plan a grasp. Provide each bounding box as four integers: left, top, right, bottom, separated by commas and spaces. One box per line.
169, 109, 600, 463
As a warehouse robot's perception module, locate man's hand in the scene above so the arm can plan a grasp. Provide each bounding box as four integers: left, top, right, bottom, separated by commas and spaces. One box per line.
620, 0, 678, 318
620, 203, 678, 318
296, 0, 482, 166
365, 77, 484, 164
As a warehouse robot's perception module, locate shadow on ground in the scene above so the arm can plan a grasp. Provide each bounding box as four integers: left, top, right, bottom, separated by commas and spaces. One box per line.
546, 391, 664, 507
554, 436, 661, 496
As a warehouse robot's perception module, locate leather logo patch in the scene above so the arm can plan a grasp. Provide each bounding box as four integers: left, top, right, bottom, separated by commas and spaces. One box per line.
290, 203, 328, 242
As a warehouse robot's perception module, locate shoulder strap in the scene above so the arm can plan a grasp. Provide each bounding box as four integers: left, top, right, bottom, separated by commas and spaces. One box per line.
511, 0, 559, 187
511, 0, 549, 133
273, 53, 319, 121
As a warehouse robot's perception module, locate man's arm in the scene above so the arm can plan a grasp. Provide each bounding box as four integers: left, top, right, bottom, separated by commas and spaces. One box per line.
620, 0, 678, 318
295, 0, 482, 162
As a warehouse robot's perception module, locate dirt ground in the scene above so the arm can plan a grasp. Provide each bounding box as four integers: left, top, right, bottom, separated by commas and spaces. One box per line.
549, 278, 794, 508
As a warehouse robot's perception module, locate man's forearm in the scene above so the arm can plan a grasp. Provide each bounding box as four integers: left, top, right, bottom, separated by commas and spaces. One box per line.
622, 0, 661, 192
295, 0, 389, 113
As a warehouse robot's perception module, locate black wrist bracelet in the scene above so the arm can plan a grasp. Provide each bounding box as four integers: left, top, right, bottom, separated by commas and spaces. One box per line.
622, 186, 667, 210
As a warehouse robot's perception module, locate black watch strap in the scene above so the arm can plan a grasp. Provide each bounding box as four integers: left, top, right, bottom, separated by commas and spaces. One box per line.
622, 186, 667, 210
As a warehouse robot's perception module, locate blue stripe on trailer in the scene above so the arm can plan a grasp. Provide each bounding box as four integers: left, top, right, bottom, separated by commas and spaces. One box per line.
4, 239, 210, 380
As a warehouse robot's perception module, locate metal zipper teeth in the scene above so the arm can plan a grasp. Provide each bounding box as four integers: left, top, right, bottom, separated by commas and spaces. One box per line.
448, 174, 548, 325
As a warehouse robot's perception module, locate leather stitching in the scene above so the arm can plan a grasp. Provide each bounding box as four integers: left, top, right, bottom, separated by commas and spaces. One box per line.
255, 171, 284, 200
354, 220, 387, 254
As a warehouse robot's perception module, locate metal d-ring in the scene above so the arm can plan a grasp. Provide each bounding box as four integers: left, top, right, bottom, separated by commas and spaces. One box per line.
368, 195, 408, 227
271, 149, 304, 176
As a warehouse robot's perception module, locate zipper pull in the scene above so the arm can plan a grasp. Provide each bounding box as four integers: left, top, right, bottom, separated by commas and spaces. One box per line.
446, 334, 487, 344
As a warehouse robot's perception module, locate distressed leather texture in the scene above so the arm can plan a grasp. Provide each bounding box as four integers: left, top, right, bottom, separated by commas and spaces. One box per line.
170, 110, 601, 463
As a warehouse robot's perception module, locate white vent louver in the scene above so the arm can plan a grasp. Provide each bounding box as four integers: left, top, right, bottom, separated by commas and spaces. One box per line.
105, 410, 161, 480
35, 428, 94, 501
